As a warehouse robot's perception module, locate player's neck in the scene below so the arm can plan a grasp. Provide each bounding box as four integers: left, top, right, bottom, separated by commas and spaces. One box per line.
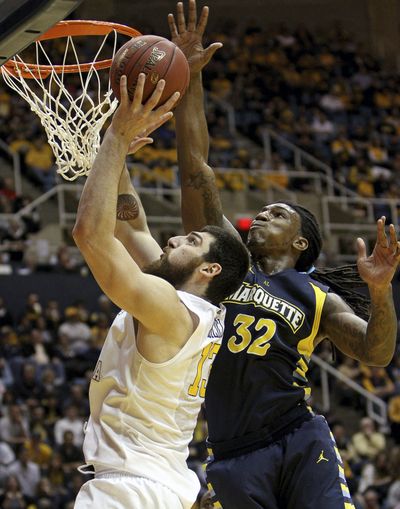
253, 254, 296, 276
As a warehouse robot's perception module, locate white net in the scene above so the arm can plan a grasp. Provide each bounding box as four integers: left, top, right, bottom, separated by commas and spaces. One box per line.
1, 31, 120, 181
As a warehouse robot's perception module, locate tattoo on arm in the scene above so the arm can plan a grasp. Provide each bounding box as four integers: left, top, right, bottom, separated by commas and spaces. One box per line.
335, 317, 367, 360
116, 194, 139, 221
184, 171, 222, 225
325, 293, 396, 364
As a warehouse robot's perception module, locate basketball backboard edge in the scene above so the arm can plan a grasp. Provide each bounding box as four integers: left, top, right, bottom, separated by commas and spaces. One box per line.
0, 0, 84, 66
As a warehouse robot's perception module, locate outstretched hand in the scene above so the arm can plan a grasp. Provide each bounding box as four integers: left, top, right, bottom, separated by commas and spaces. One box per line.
357, 216, 400, 289
168, 0, 222, 74
110, 74, 180, 154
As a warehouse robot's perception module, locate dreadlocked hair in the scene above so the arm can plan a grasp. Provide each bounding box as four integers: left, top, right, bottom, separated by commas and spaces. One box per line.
280, 202, 370, 320
311, 265, 370, 321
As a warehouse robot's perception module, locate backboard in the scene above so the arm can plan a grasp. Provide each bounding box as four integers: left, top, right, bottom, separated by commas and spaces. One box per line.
0, 0, 84, 66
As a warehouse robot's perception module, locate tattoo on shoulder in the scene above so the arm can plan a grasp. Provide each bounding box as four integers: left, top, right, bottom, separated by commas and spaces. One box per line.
116, 194, 139, 221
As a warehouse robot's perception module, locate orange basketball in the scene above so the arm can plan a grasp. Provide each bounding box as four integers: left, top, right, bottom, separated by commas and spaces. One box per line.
110, 35, 190, 105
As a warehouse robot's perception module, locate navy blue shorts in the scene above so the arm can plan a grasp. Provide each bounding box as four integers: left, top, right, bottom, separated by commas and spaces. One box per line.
206, 415, 355, 509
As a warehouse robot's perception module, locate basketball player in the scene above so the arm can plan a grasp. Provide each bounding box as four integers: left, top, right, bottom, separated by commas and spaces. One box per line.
72, 75, 249, 509
168, 2, 400, 508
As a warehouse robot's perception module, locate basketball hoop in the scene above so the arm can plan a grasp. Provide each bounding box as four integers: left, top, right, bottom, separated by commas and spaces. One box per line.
1, 20, 141, 180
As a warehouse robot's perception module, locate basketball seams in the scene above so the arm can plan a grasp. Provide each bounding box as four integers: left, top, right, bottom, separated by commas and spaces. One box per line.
126, 39, 167, 99
110, 35, 189, 105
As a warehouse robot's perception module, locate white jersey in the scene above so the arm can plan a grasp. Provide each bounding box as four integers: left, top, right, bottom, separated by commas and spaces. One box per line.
82, 291, 225, 508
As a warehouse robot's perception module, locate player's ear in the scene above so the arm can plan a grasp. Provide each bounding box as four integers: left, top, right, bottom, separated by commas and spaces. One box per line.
293, 235, 308, 252
199, 262, 222, 280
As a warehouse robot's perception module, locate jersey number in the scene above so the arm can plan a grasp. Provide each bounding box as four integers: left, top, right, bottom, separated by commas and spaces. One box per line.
188, 342, 220, 398
227, 313, 276, 356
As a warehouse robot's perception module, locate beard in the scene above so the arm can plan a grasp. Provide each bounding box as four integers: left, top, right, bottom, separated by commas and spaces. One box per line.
143, 254, 202, 288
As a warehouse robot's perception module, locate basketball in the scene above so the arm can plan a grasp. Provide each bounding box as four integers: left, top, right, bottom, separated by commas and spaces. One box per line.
109, 35, 190, 105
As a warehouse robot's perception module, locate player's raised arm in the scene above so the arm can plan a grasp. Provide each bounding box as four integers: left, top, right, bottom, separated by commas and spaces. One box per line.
114, 164, 161, 269
319, 217, 399, 366
170, 0, 238, 237
73, 75, 186, 338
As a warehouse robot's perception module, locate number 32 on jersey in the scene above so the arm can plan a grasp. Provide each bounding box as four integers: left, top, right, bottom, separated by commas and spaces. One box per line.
227, 313, 276, 356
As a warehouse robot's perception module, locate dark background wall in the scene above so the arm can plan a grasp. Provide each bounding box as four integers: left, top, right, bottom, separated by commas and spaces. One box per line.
1, 273, 106, 320
2, 272, 400, 320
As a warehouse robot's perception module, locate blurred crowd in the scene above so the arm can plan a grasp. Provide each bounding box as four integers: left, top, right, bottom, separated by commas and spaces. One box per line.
2, 21, 400, 199
0, 288, 399, 508
202, 21, 400, 199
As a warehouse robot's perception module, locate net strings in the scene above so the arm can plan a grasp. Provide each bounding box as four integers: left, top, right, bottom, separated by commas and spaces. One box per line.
1, 31, 119, 180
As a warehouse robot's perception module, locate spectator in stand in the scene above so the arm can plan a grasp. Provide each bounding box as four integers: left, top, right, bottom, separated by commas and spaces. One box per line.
367, 137, 389, 166
359, 487, 382, 509
352, 417, 386, 464
0, 474, 31, 508
24, 137, 55, 192
1, 217, 28, 266
21, 329, 53, 366
361, 365, 395, 401
43, 299, 61, 334
12, 196, 41, 236
8, 447, 41, 498
56, 244, 80, 273
310, 110, 335, 142
0, 441, 15, 488
43, 453, 67, 497
336, 357, 362, 407
33, 477, 61, 509
24, 293, 43, 326
23, 431, 53, 468
57, 307, 91, 355
57, 430, 83, 475
39, 367, 63, 402
0, 404, 29, 449
62, 383, 89, 417
12, 363, 41, 408
356, 450, 392, 503
53, 404, 84, 448
29, 406, 51, 445
347, 158, 376, 197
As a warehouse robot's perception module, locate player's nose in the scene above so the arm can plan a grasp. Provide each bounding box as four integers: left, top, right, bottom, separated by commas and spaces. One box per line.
255, 211, 269, 222
167, 235, 184, 248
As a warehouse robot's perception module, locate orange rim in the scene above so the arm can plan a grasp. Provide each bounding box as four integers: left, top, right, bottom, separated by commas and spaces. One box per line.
2, 20, 141, 79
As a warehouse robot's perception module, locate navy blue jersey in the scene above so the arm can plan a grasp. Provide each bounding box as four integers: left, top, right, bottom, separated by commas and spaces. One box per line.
205, 263, 329, 454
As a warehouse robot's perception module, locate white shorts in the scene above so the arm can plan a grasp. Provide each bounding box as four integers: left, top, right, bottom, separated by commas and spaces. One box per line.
74, 473, 184, 509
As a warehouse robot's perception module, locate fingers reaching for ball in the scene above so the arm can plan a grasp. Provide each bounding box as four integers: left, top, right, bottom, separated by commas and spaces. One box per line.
119, 73, 180, 112
112, 74, 180, 147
